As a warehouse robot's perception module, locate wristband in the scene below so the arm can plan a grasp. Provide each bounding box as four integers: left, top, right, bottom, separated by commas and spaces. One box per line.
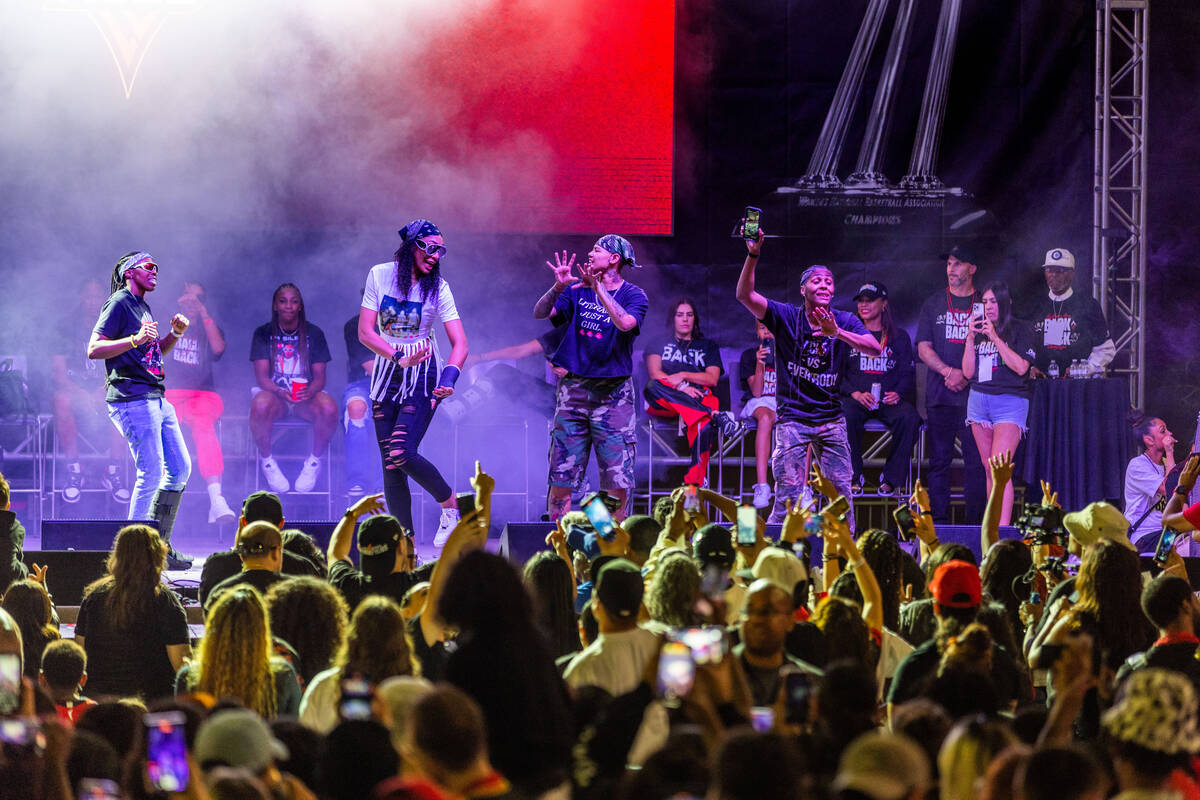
390, 350, 404, 364
845, 557, 865, 571
919, 510, 933, 516
1176, 485, 1192, 496
169, 328, 184, 338
747, 252, 760, 259
437, 365, 461, 389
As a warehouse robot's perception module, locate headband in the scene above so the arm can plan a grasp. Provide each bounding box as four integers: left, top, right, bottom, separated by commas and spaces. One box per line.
398, 219, 441, 242
118, 251, 155, 279
595, 234, 641, 269
800, 264, 833, 286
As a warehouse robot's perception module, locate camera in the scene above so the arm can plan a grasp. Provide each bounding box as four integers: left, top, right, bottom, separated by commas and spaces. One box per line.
1015, 503, 1068, 547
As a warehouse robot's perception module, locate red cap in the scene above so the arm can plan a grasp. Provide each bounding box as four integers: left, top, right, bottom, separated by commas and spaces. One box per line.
929, 561, 982, 608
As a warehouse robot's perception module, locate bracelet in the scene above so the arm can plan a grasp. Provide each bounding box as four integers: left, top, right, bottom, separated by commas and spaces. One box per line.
928, 537, 940, 547
1175, 485, 1192, 496
390, 350, 404, 364
747, 253, 759, 259
919, 510, 933, 516
845, 557, 865, 571
821, 553, 839, 563
169, 328, 184, 338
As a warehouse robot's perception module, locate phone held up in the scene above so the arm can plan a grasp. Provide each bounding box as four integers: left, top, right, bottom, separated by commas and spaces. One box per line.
742, 206, 762, 240
1154, 528, 1179, 565
736, 504, 758, 546
582, 492, 616, 540
893, 505, 917, 541
145, 711, 190, 793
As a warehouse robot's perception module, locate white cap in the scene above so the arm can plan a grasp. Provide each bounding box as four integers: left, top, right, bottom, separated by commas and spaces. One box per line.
1043, 248, 1075, 269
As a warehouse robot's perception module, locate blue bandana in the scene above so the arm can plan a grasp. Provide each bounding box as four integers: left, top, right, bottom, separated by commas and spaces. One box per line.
398, 219, 441, 242
800, 264, 833, 286
595, 234, 641, 269
117, 251, 155, 279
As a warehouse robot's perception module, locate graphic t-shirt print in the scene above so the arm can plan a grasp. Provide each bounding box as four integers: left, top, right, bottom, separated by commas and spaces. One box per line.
574, 295, 611, 339
138, 310, 164, 378
799, 336, 834, 385
271, 333, 304, 390
379, 295, 423, 340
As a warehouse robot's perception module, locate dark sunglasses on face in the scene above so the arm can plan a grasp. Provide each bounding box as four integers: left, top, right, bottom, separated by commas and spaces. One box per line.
413, 239, 447, 259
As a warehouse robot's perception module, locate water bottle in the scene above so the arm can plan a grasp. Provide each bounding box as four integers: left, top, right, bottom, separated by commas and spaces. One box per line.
1047, 361, 1059, 379
1068, 359, 1080, 379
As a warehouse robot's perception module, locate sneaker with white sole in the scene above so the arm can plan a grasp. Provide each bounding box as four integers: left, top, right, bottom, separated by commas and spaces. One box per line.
752, 482, 772, 509
294, 456, 322, 493
712, 410, 744, 440
261, 456, 290, 493
433, 507, 461, 547
101, 465, 131, 505
208, 494, 237, 524
62, 466, 83, 504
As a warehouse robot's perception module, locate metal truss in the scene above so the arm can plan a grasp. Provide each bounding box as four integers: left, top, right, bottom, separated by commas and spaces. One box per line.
1093, 0, 1148, 408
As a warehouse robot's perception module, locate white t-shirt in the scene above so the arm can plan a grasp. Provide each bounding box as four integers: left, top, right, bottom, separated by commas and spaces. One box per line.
1124, 454, 1166, 537
361, 262, 460, 401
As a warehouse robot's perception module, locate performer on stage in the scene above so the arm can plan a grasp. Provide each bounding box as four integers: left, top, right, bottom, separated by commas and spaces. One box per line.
1125, 413, 1177, 549
87, 251, 193, 569
735, 227, 882, 530
643, 297, 741, 489
961, 282, 1036, 525
358, 219, 468, 547
535, 236, 648, 520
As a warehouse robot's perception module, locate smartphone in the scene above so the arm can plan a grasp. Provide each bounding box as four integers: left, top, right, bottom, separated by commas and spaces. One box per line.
145, 711, 189, 793
340, 677, 374, 721
972, 302, 985, 319
803, 513, 825, 538
784, 671, 813, 725
0, 719, 41, 748
583, 495, 615, 541
893, 505, 916, 541
683, 485, 700, 514
0, 653, 19, 714
749, 705, 774, 733
1154, 528, 1179, 565
742, 206, 762, 240
674, 626, 725, 665
455, 491, 476, 517
825, 495, 851, 521
657, 641, 695, 700
78, 779, 122, 800
736, 504, 758, 546
761, 336, 775, 367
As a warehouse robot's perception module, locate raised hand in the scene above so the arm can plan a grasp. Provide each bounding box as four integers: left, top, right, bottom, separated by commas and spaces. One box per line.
170, 313, 189, 336
348, 492, 387, 520
1040, 479, 1059, 508
809, 462, 837, 501
744, 225, 765, 256
1179, 453, 1200, 493
470, 460, 495, 498
780, 498, 811, 543
546, 250, 579, 289
811, 306, 839, 337
989, 451, 1015, 487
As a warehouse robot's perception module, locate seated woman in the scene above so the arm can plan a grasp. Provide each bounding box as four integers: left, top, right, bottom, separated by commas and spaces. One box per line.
738, 320, 778, 508
643, 297, 739, 488
176, 585, 301, 717
249, 283, 337, 495
962, 282, 1037, 525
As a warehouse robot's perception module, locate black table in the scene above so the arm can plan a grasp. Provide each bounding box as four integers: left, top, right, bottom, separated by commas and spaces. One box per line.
1019, 377, 1131, 512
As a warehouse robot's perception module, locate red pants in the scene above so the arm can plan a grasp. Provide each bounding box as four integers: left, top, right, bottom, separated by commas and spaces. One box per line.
164, 389, 224, 480
643, 378, 719, 485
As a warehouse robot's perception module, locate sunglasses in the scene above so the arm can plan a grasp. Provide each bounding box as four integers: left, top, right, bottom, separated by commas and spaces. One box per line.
413, 238, 447, 259
132, 262, 158, 274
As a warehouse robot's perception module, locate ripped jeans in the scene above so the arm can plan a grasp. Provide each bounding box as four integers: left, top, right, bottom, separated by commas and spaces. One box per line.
373, 369, 452, 533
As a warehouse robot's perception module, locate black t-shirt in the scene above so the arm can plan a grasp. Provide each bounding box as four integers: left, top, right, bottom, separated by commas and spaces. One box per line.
327, 558, 434, 611
644, 335, 722, 378
198, 549, 321, 608
75, 583, 190, 700
204, 569, 291, 614
167, 325, 223, 392
969, 321, 1037, 398
249, 323, 332, 392
915, 290, 979, 408
886, 637, 1024, 707
93, 289, 165, 403
547, 282, 648, 379
409, 613, 448, 681
1028, 291, 1111, 372
344, 316, 374, 384
738, 344, 778, 405
841, 328, 916, 399
761, 300, 868, 425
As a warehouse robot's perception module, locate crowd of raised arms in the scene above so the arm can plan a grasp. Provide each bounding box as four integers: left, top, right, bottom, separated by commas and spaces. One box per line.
4, 219, 1191, 799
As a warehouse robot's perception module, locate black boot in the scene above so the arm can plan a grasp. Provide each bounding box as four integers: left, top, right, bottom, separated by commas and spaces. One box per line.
151, 488, 193, 569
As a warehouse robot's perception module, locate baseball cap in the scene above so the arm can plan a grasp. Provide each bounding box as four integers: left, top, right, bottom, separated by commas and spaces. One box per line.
236, 521, 282, 557
1102, 668, 1200, 754
242, 491, 283, 525
748, 547, 808, 593
833, 732, 931, 800
692, 524, 736, 570
595, 559, 644, 619
1063, 501, 1134, 553
928, 560, 982, 608
358, 515, 405, 576
853, 282, 889, 301
1043, 248, 1076, 270
195, 709, 289, 773
940, 244, 979, 265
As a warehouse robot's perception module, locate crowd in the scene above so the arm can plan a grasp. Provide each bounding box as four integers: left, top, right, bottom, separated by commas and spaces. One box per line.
0, 448, 1197, 800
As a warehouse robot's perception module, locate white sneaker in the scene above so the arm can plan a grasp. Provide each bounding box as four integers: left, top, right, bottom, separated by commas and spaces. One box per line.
261, 456, 290, 494
208, 494, 237, 524
752, 482, 772, 509
294, 456, 322, 493
433, 507, 461, 547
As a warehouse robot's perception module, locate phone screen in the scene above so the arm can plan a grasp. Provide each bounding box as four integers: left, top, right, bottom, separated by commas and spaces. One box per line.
0, 654, 19, 714
784, 671, 813, 725
736, 504, 757, 546
743, 206, 762, 240
749, 705, 774, 733
675, 626, 725, 665
683, 485, 700, 513
657, 642, 695, 699
78, 779, 122, 800
145, 712, 189, 793
894, 506, 916, 541
1155, 529, 1179, 564
584, 496, 615, 540
340, 677, 373, 720
972, 302, 985, 319
826, 495, 851, 521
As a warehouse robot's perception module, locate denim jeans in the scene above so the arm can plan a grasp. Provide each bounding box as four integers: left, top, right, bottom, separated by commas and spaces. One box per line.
343, 379, 383, 494
106, 396, 192, 520
373, 369, 451, 533
768, 418, 856, 530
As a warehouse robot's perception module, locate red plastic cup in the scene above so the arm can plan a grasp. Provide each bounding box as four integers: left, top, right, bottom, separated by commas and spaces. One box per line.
290, 377, 308, 402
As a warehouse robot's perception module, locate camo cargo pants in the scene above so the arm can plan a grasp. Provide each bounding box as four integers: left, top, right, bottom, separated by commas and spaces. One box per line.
768, 417, 856, 531
548, 376, 637, 490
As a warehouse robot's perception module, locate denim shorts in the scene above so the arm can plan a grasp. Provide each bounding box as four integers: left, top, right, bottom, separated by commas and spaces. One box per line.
966, 389, 1029, 431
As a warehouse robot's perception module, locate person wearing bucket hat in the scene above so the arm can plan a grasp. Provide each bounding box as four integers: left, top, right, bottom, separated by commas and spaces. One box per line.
735, 220, 882, 531
194, 708, 315, 798
1027, 247, 1115, 376
914, 246, 987, 523
841, 281, 921, 496
357, 219, 469, 548
534, 234, 649, 521
1062, 501, 1135, 554
88, 251, 195, 569
1102, 668, 1200, 798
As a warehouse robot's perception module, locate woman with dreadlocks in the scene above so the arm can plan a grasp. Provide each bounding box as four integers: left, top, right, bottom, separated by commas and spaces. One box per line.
87, 251, 194, 569
358, 219, 468, 547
